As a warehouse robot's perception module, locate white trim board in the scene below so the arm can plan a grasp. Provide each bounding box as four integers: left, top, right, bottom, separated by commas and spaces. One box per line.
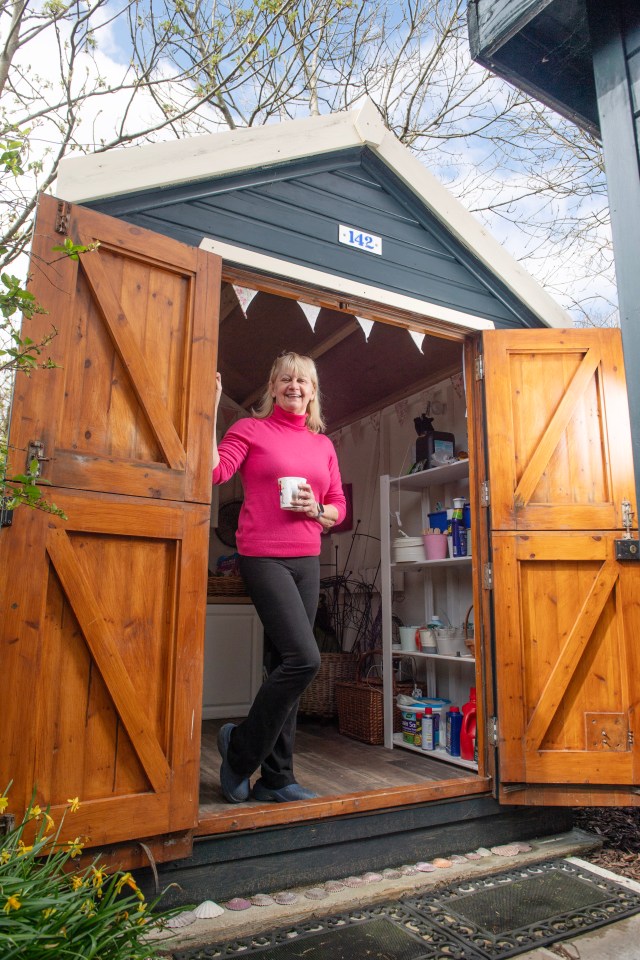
200, 237, 494, 334
55, 98, 570, 330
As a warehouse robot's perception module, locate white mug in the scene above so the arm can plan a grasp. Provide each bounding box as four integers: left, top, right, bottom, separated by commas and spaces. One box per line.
279, 476, 306, 509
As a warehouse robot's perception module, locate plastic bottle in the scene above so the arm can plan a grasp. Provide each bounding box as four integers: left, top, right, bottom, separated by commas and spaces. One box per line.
451, 498, 467, 557
421, 708, 435, 751
446, 706, 462, 757
460, 687, 477, 761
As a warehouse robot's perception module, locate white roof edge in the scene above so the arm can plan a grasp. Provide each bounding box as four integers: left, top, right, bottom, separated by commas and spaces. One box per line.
55, 99, 571, 329
200, 237, 494, 333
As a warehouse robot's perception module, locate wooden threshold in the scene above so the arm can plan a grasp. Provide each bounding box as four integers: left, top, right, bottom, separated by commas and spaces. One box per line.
196, 775, 491, 836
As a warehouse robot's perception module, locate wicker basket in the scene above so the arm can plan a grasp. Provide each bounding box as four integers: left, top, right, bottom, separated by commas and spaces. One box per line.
298, 652, 358, 718
335, 649, 414, 745
207, 575, 247, 597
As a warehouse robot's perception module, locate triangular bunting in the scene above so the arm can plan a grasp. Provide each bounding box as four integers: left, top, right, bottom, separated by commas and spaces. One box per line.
298, 302, 321, 330
409, 330, 425, 351
356, 316, 374, 340
233, 285, 258, 315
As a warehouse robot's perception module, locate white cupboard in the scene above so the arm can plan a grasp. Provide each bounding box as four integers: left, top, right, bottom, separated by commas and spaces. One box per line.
202, 602, 264, 719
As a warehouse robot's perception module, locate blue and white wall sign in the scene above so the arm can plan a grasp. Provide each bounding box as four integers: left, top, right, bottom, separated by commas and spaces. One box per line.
338, 224, 382, 255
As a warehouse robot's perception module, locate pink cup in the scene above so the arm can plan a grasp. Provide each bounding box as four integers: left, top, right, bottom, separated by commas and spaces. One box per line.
423, 533, 448, 561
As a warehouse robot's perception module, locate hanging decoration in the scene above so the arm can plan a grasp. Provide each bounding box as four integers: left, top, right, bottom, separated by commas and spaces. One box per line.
356, 316, 374, 341
450, 371, 464, 399
233, 285, 258, 316
394, 398, 409, 425
298, 302, 321, 331
369, 411, 381, 432
409, 330, 425, 352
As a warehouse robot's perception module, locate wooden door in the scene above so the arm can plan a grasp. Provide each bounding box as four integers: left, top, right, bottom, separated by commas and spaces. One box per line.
0, 195, 220, 852
482, 329, 640, 805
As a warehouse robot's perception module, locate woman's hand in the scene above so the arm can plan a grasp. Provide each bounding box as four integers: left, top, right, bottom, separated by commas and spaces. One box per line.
291, 483, 338, 529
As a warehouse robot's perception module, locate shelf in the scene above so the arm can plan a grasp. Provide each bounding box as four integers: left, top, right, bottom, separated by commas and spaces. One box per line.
392, 650, 475, 664
390, 459, 469, 491
392, 734, 478, 770
392, 555, 472, 571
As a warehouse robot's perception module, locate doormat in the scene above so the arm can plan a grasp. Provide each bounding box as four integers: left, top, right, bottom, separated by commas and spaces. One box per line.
171, 860, 640, 960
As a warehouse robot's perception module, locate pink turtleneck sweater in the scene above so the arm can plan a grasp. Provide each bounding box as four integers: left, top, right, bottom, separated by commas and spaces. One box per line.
212, 405, 346, 557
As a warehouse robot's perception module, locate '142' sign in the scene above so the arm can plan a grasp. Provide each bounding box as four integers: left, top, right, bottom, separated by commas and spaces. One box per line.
339, 225, 382, 255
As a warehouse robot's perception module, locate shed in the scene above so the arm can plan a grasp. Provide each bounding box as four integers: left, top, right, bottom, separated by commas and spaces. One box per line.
1, 103, 637, 902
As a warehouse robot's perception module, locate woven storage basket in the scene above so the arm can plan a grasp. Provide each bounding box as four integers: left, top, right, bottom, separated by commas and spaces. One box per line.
335, 649, 414, 745
207, 575, 247, 597
298, 652, 358, 718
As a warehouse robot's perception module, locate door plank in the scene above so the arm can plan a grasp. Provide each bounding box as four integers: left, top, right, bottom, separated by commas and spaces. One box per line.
524, 560, 618, 750
77, 242, 186, 470
514, 347, 600, 509
46, 529, 170, 793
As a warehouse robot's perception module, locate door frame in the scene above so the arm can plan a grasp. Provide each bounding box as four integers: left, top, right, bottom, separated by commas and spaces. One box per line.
197, 265, 493, 838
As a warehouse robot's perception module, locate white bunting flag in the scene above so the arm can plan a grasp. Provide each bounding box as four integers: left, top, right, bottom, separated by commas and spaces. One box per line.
233, 285, 258, 315
298, 302, 321, 330
356, 316, 374, 340
409, 330, 425, 351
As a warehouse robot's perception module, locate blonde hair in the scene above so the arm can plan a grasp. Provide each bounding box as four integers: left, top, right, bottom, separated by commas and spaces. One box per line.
253, 352, 325, 433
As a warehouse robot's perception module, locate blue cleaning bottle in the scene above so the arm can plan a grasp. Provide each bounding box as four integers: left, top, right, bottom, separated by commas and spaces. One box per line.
446, 706, 462, 757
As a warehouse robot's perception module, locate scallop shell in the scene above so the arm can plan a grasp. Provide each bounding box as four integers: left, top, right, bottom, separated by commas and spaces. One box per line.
193, 900, 224, 920
305, 887, 329, 900
415, 861, 436, 873
490, 844, 520, 857
432, 858, 452, 869
273, 891, 298, 905
324, 880, 346, 892
164, 910, 196, 928
225, 897, 252, 911
250, 894, 276, 907
381, 868, 402, 879
475, 847, 492, 858
449, 854, 468, 864
341, 875, 365, 887
362, 872, 383, 884
399, 864, 419, 876
464, 852, 483, 860
514, 842, 533, 853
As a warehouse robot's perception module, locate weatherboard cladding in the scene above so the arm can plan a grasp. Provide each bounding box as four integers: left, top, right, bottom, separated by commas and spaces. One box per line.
89, 146, 543, 329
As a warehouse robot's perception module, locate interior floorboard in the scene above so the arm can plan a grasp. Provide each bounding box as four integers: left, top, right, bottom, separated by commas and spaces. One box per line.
199, 717, 470, 815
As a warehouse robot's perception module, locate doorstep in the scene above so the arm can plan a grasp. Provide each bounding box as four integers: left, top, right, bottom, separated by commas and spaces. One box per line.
152, 827, 599, 954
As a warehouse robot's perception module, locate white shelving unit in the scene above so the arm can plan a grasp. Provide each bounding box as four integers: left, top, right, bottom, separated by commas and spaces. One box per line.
380, 460, 477, 769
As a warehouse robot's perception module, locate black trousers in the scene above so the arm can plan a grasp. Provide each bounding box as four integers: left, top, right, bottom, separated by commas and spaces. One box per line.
227, 555, 321, 788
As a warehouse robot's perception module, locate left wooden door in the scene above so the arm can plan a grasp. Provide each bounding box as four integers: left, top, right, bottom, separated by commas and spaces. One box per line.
0, 195, 221, 852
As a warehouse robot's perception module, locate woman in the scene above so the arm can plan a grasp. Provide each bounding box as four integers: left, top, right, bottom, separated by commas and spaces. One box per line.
212, 352, 346, 803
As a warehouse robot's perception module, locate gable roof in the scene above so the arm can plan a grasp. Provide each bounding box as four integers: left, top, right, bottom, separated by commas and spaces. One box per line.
56, 100, 570, 330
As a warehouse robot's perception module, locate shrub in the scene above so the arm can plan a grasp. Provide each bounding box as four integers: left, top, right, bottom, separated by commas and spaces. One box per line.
0, 786, 176, 959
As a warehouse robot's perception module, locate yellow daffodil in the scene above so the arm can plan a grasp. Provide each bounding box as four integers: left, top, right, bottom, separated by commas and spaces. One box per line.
66, 837, 83, 858
115, 871, 138, 894
17, 841, 33, 856
0, 797, 8, 814
0, 849, 11, 864
28, 804, 42, 819
137, 901, 146, 914
91, 866, 107, 889
67, 797, 80, 813
43, 812, 55, 833
42, 907, 56, 919
70, 875, 84, 891
3, 894, 21, 913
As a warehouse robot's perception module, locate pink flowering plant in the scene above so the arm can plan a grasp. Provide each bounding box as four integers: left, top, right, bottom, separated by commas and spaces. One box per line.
0, 784, 178, 958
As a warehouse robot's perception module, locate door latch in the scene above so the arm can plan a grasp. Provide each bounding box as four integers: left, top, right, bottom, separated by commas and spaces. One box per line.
615, 499, 639, 561
26, 440, 50, 478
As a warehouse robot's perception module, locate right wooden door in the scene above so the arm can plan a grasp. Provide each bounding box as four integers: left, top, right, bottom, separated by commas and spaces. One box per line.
482, 329, 640, 804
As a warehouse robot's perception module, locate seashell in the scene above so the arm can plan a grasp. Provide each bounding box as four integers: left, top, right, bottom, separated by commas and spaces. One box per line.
250, 894, 276, 907
193, 900, 224, 920
341, 875, 365, 887
490, 844, 520, 857
324, 880, 346, 892
475, 847, 492, 857
514, 842, 532, 853
164, 910, 196, 928
464, 851, 483, 860
415, 861, 436, 872
432, 858, 452, 869
273, 891, 298, 905
450, 854, 468, 864
305, 887, 329, 900
381, 868, 402, 879
399, 864, 419, 876
225, 897, 252, 911
362, 872, 383, 884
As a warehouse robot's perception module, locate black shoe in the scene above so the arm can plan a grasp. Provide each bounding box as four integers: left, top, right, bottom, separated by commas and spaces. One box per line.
217, 723, 250, 803
252, 779, 318, 803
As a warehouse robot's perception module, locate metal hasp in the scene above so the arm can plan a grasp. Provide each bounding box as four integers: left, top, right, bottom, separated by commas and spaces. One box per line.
0, 498, 13, 528
26, 439, 49, 478
615, 499, 639, 560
